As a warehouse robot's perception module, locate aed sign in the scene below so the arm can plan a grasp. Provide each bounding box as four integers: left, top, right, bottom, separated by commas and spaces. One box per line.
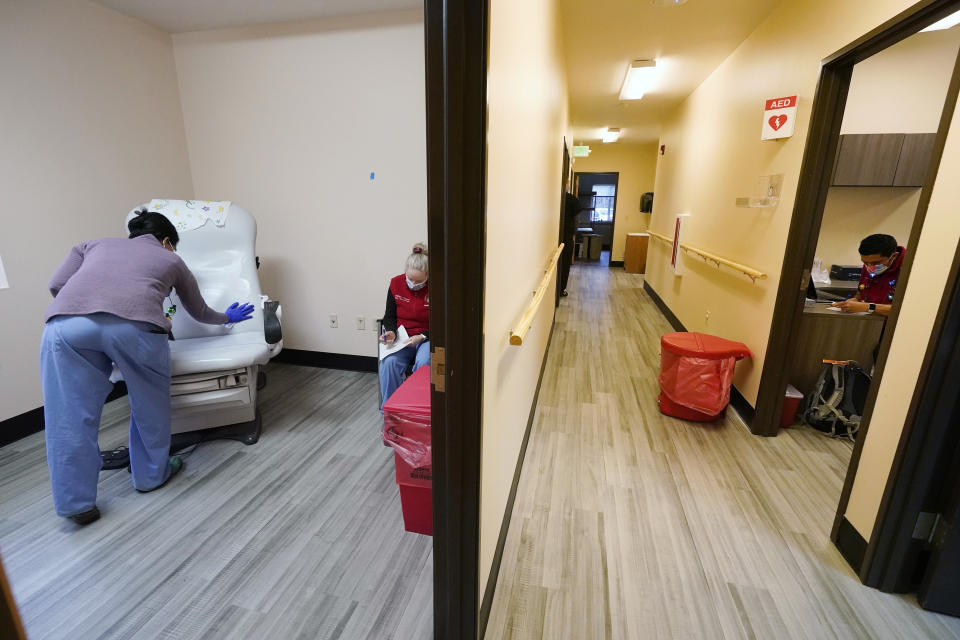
762, 95, 797, 140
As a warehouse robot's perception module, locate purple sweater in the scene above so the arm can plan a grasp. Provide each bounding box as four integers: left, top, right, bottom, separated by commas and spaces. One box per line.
45, 235, 229, 329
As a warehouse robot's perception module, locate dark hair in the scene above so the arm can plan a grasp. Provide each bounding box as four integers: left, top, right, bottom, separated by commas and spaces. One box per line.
128, 209, 179, 246
859, 234, 898, 257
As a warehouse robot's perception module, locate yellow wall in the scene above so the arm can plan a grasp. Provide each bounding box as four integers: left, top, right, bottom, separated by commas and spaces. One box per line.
0, 0, 194, 422
572, 143, 659, 261
480, 0, 568, 611
814, 188, 920, 269
846, 94, 960, 538
645, 0, 945, 406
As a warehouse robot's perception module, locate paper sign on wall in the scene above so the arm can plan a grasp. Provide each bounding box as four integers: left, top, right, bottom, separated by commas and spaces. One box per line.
671, 214, 690, 275
0, 255, 8, 290
762, 95, 797, 140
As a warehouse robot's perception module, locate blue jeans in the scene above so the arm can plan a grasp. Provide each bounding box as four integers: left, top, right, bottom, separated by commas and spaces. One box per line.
380, 340, 431, 408
41, 314, 173, 516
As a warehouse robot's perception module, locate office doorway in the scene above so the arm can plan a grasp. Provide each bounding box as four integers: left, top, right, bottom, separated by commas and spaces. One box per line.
751, 0, 960, 607
573, 171, 619, 267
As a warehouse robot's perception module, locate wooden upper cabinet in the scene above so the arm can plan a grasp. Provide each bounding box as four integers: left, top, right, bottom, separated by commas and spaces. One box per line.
831, 132, 936, 187
832, 133, 904, 186
893, 133, 937, 187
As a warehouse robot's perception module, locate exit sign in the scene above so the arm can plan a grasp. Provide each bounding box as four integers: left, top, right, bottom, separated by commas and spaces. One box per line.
572, 145, 591, 157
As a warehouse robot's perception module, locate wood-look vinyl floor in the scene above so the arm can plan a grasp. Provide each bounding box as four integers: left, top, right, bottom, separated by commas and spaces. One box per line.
484, 263, 960, 640
0, 365, 432, 640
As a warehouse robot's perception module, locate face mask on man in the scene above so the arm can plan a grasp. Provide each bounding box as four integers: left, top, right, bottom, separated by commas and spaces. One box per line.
865, 252, 897, 277
407, 277, 427, 291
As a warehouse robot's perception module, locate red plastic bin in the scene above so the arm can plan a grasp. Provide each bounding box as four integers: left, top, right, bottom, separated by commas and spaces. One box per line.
658, 332, 751, 422
382, 366, 432, 535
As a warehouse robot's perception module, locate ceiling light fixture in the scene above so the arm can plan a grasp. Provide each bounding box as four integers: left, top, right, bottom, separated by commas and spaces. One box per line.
602, 128, 621, 143
619, 59, 657, 101
921, 10, 960, 32
651, 0, 688, 6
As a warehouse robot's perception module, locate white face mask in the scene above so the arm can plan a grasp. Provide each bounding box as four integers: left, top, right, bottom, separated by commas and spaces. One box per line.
407, 277, 427, 291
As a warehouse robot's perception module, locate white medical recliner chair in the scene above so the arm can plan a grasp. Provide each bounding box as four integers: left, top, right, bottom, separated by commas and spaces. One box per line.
121, 201, 282, 446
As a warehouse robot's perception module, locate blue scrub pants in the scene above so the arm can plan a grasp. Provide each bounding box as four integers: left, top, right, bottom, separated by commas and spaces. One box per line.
380, 340, 430, 408
41, 313, 173, 516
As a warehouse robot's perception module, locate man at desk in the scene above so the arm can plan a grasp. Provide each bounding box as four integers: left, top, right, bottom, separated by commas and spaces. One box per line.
833, 234, 905, 317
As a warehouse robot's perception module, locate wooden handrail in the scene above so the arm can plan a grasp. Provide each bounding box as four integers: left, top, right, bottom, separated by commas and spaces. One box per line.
509, 244, 564, 346
648, 231, 767, 282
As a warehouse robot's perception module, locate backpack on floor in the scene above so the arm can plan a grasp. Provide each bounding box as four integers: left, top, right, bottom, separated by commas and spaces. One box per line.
802, 360, 872, 440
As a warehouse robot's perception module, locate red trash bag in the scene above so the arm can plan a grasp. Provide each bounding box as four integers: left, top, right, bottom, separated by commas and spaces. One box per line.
658, 332, 751, 421
382, 366, 432, 535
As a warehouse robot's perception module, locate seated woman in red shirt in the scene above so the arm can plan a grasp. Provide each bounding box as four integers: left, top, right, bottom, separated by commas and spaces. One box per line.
379, 243, 430, 406
833, 233, 905, 317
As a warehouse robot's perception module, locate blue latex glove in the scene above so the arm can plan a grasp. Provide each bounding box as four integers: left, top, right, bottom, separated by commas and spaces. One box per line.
224, 302, 255, 324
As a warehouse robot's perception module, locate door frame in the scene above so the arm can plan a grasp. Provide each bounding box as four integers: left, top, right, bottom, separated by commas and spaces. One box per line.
746, 0, 960, 588
573, 171, 621, 257
424, 0, 487, 637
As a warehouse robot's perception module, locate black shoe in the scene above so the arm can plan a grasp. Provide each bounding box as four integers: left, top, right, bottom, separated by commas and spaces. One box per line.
136, 456, 184, 493
67, 506, 100, 526
561, 290, 569, 297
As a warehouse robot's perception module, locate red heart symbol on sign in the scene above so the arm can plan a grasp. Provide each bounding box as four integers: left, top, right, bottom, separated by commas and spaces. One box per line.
769, 114, 788, 131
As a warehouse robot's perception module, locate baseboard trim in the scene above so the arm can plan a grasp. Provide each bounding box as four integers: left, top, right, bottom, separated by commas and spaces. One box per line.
730, 385, 757, 425
0, 407, 45, 448
477, 312, 557, 638
835, 516, 868, 574
643, 280, 685, 332
643, 280, 756, 425
609, 260, 625, 268
274, 348, 378, 373
1, 382, 128, 448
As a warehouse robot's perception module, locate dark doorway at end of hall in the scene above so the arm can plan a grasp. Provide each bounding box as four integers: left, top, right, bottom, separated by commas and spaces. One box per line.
574, 171, 619, 265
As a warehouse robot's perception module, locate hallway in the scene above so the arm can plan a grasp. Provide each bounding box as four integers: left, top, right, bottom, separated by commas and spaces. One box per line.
485, 262, 960, 640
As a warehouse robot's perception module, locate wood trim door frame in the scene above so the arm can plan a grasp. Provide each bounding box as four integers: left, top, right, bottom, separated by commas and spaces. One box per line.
424, 0, 487, 637
747, 0, 960, 589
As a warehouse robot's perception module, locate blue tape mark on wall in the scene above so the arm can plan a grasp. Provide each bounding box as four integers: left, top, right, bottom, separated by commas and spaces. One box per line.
370, 172, 375, 180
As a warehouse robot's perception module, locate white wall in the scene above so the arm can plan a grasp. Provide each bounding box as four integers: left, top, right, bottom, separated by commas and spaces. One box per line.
0, 0, 194, 422
480, 0, 569, 609
172, 12, 428, 356
841, 28, 960, 134
814, 188, 919, 269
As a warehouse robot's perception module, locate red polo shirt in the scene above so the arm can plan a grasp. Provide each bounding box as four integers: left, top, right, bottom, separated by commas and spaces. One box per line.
858, 246, 905, 304
388, 274, 430, 336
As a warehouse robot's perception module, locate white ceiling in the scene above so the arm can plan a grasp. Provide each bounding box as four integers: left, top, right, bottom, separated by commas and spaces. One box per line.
94, 0, 422, 33
560, 0, 782, 144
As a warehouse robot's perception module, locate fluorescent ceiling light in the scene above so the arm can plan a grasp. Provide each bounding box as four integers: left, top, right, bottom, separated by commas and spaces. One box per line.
619, 59, 657, 101
651, 0, 688, 5
921, 10, 960, 32
601, 128, 621, 143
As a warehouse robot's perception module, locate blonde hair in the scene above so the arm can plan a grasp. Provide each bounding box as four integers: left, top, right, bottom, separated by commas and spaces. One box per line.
405, 242, 428, 274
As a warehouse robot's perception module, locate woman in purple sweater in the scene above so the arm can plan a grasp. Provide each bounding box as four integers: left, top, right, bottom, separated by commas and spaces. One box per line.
42, 210, 254, 525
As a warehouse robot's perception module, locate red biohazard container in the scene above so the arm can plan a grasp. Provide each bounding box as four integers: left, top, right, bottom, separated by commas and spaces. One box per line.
382, 366, 432, 535
780, 384, 804, 428
658, 332, 752, 422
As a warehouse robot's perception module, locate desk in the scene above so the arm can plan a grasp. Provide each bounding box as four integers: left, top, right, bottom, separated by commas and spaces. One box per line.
788, 305, 885, 396
818, 280, 859, 296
